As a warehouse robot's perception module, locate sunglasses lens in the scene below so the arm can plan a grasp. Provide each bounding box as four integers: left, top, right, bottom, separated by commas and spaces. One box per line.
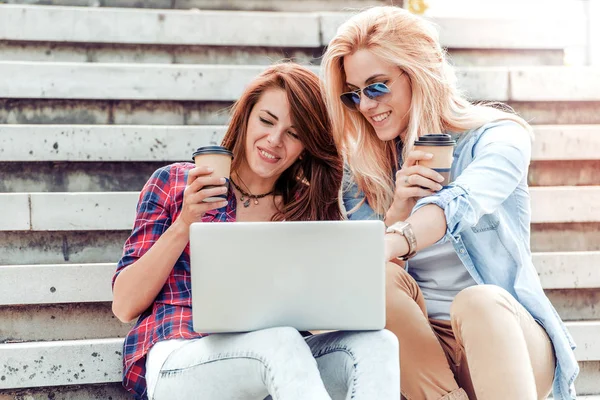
340, 92, 360, 110
364, 83, 391, 101
340, 82, 392, 111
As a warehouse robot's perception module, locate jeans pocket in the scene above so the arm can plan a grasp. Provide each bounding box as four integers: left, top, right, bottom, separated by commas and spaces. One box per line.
151, 368, 189, 400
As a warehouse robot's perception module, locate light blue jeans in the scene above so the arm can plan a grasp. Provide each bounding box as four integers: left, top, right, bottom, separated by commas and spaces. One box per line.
150, 327, 400, 400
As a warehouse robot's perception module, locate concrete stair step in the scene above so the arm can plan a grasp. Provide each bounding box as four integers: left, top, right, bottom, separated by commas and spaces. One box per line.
0, 263, 117, 305
533, 252, 600, 289
545, 288, 600, 322
1, 186, 598, 231
0, 40, 566, 68
1, 290, 597, 342
0, 5, 578, 67
1, 327, 599, 389
0, 62, 270, 101
530, 187, 600, 224
0, 338, 124, 389
0, 124, 599, 162
0, 303, 133, 343
1, 159, 599, 193
530, 222, 600, 253
0, 98, 234, 126
0, 230, 130, 266
0, 254, 598, 305
0, 383, 130, 400
0, 125, 226, 162
320, 12, 586, 51
0, 5, 321, 48
1, 224, 598, 265
577, 358, 600, 395
0, 0, 387, 12
0, 260, 596, 342
0, 255, 596, 342
529, 160, 600, 187
0, 62, 599, 102
0, 40, 322, 66
568, 321, 600, 361
1, 99, 599, 126
506, 102, 600, 126
0, 5, 586, 50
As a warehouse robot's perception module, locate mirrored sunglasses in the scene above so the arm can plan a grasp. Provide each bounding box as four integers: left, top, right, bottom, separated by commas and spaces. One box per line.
339, 72, 404, 111
340, 83, 391, 111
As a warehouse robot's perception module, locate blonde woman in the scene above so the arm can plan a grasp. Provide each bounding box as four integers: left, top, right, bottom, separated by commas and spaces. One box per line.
321, 6, 577, 400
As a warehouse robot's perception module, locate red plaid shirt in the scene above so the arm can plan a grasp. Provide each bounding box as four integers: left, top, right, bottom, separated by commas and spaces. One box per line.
113, 162, 236, 399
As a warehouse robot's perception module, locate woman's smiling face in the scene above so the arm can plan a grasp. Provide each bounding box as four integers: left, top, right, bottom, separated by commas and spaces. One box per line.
242, 88, 305, 181
343, 49, 412, 141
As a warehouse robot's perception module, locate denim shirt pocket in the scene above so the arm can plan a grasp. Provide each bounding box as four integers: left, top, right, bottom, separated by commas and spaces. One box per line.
471, 213, 500, 233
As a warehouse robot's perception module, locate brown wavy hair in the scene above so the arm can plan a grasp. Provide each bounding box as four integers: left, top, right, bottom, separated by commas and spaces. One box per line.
221, 62, 343, 221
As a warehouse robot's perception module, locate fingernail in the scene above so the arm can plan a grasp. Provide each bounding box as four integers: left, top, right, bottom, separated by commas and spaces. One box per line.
437, 185, 443, 190
219, 177, 226, 184
426, 153, 433, 159
206, 167, 214, 172
221, 186, 228, 192
437, 174, 444, 181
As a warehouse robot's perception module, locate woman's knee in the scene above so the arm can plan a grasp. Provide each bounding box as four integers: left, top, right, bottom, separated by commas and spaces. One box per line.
385, 261, 408, 281
385, 262, 413, 296
252, 326, 305, 347
313, 330, 400, 380
346, 329, 399, 357
385, 262, 419, 312
366, 329, 399, 361
450, 284, 515, 322
234, 326, 309, 360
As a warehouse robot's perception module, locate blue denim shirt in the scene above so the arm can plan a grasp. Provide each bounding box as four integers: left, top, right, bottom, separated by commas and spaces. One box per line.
343, 121, 578, 399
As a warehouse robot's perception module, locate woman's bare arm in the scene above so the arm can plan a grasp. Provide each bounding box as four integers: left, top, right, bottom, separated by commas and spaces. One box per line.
112, 167, 227, 323
112, 218, 191, 323
384, 204, 446, 261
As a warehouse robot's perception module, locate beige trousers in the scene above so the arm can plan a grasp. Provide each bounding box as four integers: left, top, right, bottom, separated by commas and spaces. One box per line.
385, 262, 556, 400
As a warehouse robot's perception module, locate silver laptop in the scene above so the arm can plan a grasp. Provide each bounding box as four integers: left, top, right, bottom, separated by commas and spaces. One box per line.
189, 220, 385, 333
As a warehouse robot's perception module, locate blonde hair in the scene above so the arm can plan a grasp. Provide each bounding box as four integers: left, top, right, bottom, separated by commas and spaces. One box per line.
321, 6, 532, 214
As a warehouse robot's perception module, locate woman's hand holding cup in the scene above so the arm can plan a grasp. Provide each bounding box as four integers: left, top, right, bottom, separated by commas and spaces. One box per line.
178, 166, 228, 228
386, 150, 445, 224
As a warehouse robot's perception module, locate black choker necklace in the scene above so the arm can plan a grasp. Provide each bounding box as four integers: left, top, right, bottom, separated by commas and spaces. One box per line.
230, 178, 274, 208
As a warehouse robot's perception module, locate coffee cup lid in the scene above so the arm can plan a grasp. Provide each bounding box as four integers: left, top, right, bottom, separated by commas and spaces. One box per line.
414, 134, 456, 146
192, 146, 234, 160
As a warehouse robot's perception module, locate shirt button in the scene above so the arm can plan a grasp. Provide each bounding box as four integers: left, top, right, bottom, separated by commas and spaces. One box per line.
459, 248, 466, 254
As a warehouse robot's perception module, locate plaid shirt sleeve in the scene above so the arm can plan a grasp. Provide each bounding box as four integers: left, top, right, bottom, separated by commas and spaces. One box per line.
112, 165, 178, 399
113, 163, 233, 398
113, 165, 174, 288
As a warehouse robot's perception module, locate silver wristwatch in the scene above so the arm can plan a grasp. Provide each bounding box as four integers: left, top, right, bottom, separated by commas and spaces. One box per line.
385, 221, 417, 261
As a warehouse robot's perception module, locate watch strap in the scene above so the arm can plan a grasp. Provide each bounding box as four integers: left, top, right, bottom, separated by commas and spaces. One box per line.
386, 221, 417, 261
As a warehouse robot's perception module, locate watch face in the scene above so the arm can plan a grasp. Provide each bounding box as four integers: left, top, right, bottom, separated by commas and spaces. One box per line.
387, 227, 404, 235
392, 222, 409, 234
